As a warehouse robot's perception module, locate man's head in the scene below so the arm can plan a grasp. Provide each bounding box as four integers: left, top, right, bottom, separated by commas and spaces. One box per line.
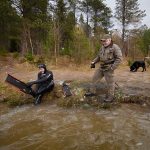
38, 64, 46, 73
101, 34, 112, 47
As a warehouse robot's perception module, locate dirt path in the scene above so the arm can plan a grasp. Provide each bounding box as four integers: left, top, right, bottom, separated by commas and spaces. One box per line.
115, 67, 150, 96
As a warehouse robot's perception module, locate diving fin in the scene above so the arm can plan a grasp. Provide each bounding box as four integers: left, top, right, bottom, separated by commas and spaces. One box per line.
5, 74, 33, 95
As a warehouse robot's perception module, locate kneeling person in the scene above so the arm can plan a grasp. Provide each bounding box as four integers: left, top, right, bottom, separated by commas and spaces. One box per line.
27, 64, 54, 105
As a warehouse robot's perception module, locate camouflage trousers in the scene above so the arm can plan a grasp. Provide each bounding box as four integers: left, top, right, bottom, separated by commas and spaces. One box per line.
92, 67, 115, 97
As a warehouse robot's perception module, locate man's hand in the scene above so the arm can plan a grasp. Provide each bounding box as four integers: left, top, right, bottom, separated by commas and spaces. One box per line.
90, 62, 95, 68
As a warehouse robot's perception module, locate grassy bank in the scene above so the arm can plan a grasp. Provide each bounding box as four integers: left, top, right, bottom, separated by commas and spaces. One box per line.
0, 54, 150, 109
1, 80, 150, 110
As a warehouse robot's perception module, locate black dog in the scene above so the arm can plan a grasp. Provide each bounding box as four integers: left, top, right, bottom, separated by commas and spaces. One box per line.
130, 61, 146, 72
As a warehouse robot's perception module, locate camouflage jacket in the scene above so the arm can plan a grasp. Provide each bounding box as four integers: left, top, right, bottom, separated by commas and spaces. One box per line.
92, 44, 123, 70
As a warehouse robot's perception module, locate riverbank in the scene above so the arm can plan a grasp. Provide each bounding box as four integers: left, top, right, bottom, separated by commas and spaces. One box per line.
0, 55, 150, 108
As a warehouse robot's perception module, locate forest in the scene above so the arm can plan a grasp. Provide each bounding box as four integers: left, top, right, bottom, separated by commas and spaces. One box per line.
0, 0, 150, 64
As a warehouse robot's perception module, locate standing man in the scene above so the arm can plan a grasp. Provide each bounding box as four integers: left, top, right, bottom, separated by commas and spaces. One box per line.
27, 64, 54, 105
91, 34, 123, 102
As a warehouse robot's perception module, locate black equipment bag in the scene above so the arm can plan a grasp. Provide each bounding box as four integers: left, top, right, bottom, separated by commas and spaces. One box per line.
62, 83, 72, 97
5, 74, 32, 94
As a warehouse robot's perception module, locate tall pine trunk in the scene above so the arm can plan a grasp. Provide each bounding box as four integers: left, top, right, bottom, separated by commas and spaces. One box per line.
121, 0, 126, 56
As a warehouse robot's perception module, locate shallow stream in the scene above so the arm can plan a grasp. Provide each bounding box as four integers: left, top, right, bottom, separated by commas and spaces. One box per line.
0, 104, 150, 150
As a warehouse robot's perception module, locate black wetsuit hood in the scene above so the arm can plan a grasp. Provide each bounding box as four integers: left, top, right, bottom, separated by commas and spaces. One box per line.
38, 64, 47, 73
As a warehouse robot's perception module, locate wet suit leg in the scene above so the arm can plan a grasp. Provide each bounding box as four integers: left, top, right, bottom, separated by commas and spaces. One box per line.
34, 84, 54, 105
34, 94, 43, 105
29, 88, 36, 98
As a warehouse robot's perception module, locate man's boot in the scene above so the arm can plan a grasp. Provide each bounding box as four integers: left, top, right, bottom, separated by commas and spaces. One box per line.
104, 94, 114, 103
84, 88, 96, 97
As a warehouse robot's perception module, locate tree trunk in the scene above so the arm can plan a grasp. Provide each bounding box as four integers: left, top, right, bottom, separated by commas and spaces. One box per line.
27, 29, 34, 55
121, 0, 126, 56
21, 21, 28, 56
86, 5, 89, 37
93, 10, 98, 34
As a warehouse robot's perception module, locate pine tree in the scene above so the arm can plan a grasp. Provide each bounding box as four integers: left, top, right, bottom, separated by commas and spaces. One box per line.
115, 0, 146, 55
55, 0, 76, 54
79, 0, 91, 37
0, 0, 20, 51
55, 0, 67, 47
11, 0, 49, 55
89, 0, 112, 34
68, 0, 79, 24
138, 28, 150, 56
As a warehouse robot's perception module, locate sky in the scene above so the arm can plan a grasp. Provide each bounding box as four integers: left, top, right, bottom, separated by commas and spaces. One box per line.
105, 0, 150, 28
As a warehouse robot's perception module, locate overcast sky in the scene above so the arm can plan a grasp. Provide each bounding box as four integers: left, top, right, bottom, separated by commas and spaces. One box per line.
105, 0, 150, 28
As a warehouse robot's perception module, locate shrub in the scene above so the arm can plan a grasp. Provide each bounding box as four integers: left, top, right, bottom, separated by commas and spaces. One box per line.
25, 52, 34, 62
127, 59, 133, 66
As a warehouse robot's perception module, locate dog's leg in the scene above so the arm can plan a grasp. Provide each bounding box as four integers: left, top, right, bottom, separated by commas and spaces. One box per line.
143, 65, 146, 71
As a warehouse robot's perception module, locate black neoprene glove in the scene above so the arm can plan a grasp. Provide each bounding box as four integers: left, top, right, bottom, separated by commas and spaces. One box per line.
26, 81, 34, 87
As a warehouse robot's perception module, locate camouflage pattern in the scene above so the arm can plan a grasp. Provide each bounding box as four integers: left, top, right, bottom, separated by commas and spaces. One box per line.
92, 67, 115, 97
93, 44, 122, 71
92, 43, 122, 97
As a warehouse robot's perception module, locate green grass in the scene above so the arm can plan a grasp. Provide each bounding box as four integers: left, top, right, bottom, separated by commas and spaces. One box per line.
0, 49, 8, 56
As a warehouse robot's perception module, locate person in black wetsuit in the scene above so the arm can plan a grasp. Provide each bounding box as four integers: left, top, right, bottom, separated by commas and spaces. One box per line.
27, 64, 54, 105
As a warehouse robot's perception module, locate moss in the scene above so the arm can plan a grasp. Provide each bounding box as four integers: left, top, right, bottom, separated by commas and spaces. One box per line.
57, 96, 83, 108
2, 93, 32, 106
1, 80, 150, 108
114, 88, 124, 102
56, 81, 115, 109
5, 98, 25, 106
0, 82, 33, 106
122, 95, 150, 105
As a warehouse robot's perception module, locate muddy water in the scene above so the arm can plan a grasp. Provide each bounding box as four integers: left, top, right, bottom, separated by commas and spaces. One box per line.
0, 104, 150, 150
